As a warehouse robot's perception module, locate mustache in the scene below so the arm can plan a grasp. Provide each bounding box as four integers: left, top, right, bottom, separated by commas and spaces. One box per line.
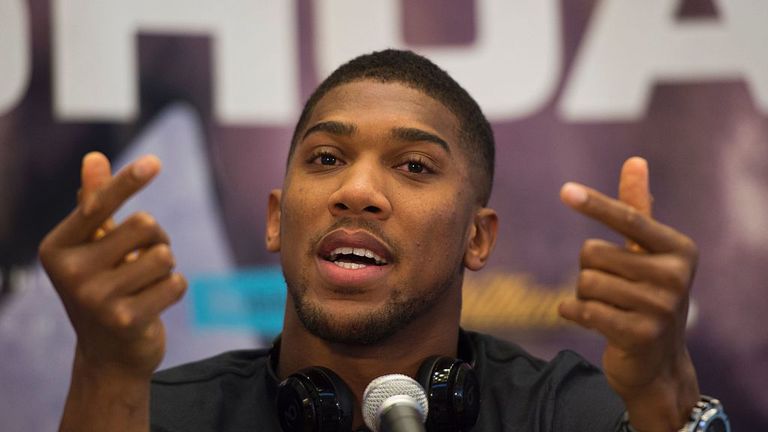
309, 217, 401, 260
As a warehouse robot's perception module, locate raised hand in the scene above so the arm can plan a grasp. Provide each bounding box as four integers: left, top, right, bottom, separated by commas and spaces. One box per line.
39, 152, 186, 431
558, 157, 699, 431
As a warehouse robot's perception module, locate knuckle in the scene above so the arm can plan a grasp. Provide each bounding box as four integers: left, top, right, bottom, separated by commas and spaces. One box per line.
57, 254, 86, 282
579, 303, 594, 325
635, 321, 663, 345
38, 235, 55, 261
174, 273, 188, 291
623, 206, 643, 229
662, 256, 692, 291
579, 240, 599, 264
169, 274, 188, 300
152, 244, 175, 269
610, 314, 629, 337
678, 235, 699, 261
652, 292, 678, 317
108, 303, 136, 329
129, 212, 169, 245
583, 239, 601, 254
577, 270, 598, 297
131, 211, 158, 231
73, 281, 103, 310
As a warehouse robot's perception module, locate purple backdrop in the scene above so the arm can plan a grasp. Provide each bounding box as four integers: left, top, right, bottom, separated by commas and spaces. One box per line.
1, 1, 765, 430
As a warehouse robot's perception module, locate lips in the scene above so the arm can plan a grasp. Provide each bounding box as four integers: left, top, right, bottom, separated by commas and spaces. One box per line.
317, 230, 394, 266
314, 229, 395, 288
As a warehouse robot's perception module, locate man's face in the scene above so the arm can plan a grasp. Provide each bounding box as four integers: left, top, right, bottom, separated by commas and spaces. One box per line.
267, 80, 491, 344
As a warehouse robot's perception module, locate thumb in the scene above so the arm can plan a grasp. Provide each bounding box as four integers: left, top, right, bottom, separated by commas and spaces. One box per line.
79, 151, 115, 238
81, 151, 112, 195
618, 156, 652, 251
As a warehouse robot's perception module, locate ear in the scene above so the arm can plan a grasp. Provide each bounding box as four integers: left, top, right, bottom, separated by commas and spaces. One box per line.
463, 207, 498, 271
266, 189, 282, 252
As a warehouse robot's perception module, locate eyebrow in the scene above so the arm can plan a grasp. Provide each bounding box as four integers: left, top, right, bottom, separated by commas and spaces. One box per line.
301, 120, 451, 154
390, 127, 450, 154
302, 121, 357, 141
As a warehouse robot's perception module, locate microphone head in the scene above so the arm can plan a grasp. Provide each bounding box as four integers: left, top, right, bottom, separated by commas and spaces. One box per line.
362, 374, 428, 432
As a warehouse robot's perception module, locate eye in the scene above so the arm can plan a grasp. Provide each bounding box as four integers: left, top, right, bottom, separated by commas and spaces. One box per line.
406, 161, 425, 173
396, 156, 435, 175
307, 149, 344, 167
320, 154, 337, 165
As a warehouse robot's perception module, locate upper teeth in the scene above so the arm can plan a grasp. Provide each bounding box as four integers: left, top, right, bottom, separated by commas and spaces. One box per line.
329, 247, 387, 265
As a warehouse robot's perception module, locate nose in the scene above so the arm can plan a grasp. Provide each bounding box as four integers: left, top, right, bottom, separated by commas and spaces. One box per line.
328, 160, 392, 220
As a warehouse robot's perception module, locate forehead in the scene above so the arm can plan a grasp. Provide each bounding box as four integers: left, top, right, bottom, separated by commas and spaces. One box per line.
301, 80, 461, 147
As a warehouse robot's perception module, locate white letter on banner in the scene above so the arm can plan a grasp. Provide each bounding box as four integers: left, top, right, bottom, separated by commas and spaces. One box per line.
560, 0, 768, 121
0, 0, 30, 116
53, 0, 297, 124
315, 0, 561, 120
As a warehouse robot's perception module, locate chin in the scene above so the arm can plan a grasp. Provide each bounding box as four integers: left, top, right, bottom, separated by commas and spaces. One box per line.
294, 296, 408, 345
285, 269, 460, 345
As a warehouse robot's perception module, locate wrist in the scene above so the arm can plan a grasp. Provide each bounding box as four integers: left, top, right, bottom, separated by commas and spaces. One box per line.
618, 351, 700, 431
60, 349, 152, 432
73, 344, 155, 382
622, 396, 731, 432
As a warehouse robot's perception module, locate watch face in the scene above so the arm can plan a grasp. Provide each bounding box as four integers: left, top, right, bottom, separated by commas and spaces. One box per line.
707, 418, 728, 432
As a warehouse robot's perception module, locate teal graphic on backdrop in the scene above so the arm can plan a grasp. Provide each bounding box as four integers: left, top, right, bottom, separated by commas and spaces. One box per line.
190, 267, 287, 335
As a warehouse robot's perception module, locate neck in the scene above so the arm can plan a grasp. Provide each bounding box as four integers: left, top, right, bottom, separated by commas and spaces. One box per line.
277, 297, 460, 429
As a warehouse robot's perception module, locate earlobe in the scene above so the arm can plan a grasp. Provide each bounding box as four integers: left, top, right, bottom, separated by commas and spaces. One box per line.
464, 208, 498, 271
266, 189, 282, 252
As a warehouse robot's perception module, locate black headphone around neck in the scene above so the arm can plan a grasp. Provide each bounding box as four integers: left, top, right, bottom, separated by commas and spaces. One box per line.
270, 332, 481, 432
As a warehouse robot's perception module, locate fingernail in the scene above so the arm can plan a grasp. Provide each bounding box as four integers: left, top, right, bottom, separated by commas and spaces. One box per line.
132, 156, 156, 180
628, 156, 648, 168
561, 182, 588, 206
83, 152, 100, 164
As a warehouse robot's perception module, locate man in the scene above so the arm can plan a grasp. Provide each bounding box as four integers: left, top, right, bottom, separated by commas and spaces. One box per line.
40, 50, 718, 431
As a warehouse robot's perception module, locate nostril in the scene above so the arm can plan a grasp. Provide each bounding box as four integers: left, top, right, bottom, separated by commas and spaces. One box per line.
334, 203, 349, 210
364, 206, 381, 213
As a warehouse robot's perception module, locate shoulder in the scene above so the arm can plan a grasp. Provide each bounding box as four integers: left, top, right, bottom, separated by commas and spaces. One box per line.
466, 331, 625, 431
467, 330, 604, 383
150, 348, 281, 432
152, 348, 271, 385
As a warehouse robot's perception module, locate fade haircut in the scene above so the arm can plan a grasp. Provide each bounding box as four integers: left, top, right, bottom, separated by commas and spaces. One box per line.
288, 49, 495, 205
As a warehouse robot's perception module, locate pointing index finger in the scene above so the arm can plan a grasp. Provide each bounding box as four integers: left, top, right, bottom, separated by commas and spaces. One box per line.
560, 182, 689, 254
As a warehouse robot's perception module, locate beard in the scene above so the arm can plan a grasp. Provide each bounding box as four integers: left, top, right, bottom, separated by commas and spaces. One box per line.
283, 216, 464, 345
285, 269, 462, 346
287, 280, 442, 346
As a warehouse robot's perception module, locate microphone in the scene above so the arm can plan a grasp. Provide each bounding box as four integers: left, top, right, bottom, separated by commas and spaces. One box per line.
362, 374, 429, 432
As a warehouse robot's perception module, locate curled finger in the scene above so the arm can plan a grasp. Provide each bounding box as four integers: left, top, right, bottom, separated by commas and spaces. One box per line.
121, 273, 187, 328
92, 212, 171, 267
107, 243, 177, 296
558, 298, 665, 352
577, 269, 678, 316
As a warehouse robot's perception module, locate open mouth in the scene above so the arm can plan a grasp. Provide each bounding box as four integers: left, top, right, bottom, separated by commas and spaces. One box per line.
317, 230, 394, 271
325, 247, 388, 269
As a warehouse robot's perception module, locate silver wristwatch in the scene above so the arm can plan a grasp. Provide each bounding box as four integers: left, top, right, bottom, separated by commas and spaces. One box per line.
679, 395, 730, 432
621, 395, 730, 432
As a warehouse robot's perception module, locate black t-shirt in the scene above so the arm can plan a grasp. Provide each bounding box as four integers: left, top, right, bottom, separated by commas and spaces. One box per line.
150, 331, 625, 431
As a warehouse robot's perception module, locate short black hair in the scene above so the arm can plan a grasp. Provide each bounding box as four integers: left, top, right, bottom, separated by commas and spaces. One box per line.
289, 49, 495, 205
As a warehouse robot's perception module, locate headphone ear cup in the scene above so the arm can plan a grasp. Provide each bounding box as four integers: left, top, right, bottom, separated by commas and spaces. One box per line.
276, 367, 353, 432
417, 356, 481, 432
